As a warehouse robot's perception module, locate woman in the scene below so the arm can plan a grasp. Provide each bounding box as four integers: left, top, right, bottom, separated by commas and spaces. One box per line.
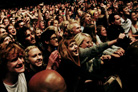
25, 45, 46, 82
57, 33, 125, 92
0, 43, 27, 92
97, 25, 125, 58
25, 45, 60, 82
74, 32, 111, 72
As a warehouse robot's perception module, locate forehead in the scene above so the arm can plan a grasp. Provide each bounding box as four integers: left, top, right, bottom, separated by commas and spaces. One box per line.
114, 15, 120, 19
26, 29, 31, 34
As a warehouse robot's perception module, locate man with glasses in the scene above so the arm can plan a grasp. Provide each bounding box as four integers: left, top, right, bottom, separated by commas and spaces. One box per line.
41, 27, 59, 65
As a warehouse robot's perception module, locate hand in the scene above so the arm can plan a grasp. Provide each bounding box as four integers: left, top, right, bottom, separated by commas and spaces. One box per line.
100, 55, 111, 61
118, 33, 125, 40
46, 50, 61, 70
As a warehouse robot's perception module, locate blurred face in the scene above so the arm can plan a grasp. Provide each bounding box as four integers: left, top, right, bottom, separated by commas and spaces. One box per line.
0, 28, 7, 35
84, 13, 92, 24
49, 34, 58, 47
80, 37, 93, 48
2, 36, 12, 46
72, 23, 81, 35
123, 6, 130, 15
25, 30, 36, 45
3, 19, 9, 26
131, 12, 137, 21
93, 11, 99, 19
28, 48, 43, 67
35, 29, 42, 39
114, 15, 121, 25
19, 22, 25, 28
7, 52, 25, 74
100, 26, 107, 36
39, 21, 45, 30
53, 20, 59, 27
68, 41, 79, 57
8, 25, 17, 36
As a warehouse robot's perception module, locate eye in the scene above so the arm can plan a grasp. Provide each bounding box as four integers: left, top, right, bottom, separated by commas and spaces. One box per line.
38, 53, 42, 56
32, 54, 37, 58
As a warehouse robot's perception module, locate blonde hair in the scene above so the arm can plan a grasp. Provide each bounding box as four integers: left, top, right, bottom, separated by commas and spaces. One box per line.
25, 45, 38, 62
74, 33, 92, 46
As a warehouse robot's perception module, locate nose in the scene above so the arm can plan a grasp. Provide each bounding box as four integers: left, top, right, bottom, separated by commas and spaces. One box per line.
17, 57, 23, 64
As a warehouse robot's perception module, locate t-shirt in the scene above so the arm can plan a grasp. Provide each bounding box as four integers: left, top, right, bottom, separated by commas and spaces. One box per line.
3, 73, 27, 92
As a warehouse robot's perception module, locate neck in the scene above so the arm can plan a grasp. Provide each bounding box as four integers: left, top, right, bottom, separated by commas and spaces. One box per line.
3, 72, 19, 85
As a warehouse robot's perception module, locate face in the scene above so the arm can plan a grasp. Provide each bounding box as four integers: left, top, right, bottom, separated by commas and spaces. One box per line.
72, 23, 81, 35
19, 22, 25, 28
84, 13, 92, 25
35, 29, 42, 39
68, 41, 79, 57
123, 6, 130, 15
2, 36, 12, 46
131, 12, 137, 21
53, 20, 59, 27
80, 37, 93, 48
114, 15, 121, 25
93, 11, 99, 19
3, 19, 9, 26
39, 21, 45, 30
8, 25, 17, 36
49, 34, 59, 47
0, 28, 7, 35
25, 30, 36, 45
28, 48, 43, 67
100, 26, 107, 36
7, 52, 25, 74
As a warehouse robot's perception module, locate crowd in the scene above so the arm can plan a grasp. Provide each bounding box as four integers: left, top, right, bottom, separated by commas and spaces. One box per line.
0, 0, 138, 92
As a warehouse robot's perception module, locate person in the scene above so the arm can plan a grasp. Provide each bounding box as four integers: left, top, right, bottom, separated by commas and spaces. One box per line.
24, 45, 46, 82
107, 13, 131, 50
57, 33, 125, 92
28, 69, 67, 92
120, 41, 138, 92
5, 24, 17, 40
16, 26, 36, 48
0, 27, 7, 35
0, 43, 27, 92
41, 26, 59, 64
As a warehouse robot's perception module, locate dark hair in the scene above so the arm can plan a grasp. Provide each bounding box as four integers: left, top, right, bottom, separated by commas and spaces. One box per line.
109, 13, 120, 24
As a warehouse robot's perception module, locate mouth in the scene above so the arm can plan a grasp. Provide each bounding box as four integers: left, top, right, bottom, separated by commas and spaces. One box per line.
16, 64, 24, 70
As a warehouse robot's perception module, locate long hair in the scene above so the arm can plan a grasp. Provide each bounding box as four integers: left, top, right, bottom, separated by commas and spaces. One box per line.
0, 43, 25, 79
58, 38, 80, 66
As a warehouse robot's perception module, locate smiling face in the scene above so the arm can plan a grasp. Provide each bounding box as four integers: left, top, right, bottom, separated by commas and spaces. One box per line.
28, 47, 43, 67
100, 26, 107, 37
68, 41, 79, 57
80, 37, 93, 48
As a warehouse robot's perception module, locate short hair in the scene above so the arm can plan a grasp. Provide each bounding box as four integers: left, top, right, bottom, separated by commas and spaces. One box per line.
109, 13, 120, 24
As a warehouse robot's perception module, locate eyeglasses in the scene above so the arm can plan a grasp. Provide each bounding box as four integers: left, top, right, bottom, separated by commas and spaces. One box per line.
50, 37, 58, 40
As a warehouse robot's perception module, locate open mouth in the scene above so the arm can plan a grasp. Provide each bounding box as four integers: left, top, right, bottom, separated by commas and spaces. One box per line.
16, 64, 24, 69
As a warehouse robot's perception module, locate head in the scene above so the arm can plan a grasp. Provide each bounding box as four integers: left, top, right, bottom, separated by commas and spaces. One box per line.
83, 24, 97, 43
2, 17, 9, 27
25, 46, 43, 69
0, 28, 7, 35
41, 27, 58, 49
109, 13, 121, 25
15, 20, 25, 30
6, 24, 17, 36
35, 28, 43, 39
74, 33, 93, 48
119, 5, 130, 17
0, 43, 25, 78
17, 26, 36, 47
0, 34, 13, 47
130, 11, 137, 22
67, 21, 81, 37
81, 12, 92, 26
58, 38, 80, 66
97, 25, 107, 37
29, 69, 66, 92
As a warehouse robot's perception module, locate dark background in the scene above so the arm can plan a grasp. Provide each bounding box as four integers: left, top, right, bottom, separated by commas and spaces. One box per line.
0, 0, 65, 9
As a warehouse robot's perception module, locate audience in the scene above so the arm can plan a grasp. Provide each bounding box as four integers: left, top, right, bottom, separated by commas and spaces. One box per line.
0, 0, 138, 92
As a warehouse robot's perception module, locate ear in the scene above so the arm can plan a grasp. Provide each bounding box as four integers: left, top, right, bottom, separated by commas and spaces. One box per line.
45, 41, 49, 44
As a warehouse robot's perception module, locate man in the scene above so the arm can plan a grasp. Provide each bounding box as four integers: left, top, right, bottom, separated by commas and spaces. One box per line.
41, 26, 59, 64
16, 26, 36, 48
107, 13, 131, 50
67, 21, 82, 38
0, 43, 27, 92
29, 69, 66, 92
